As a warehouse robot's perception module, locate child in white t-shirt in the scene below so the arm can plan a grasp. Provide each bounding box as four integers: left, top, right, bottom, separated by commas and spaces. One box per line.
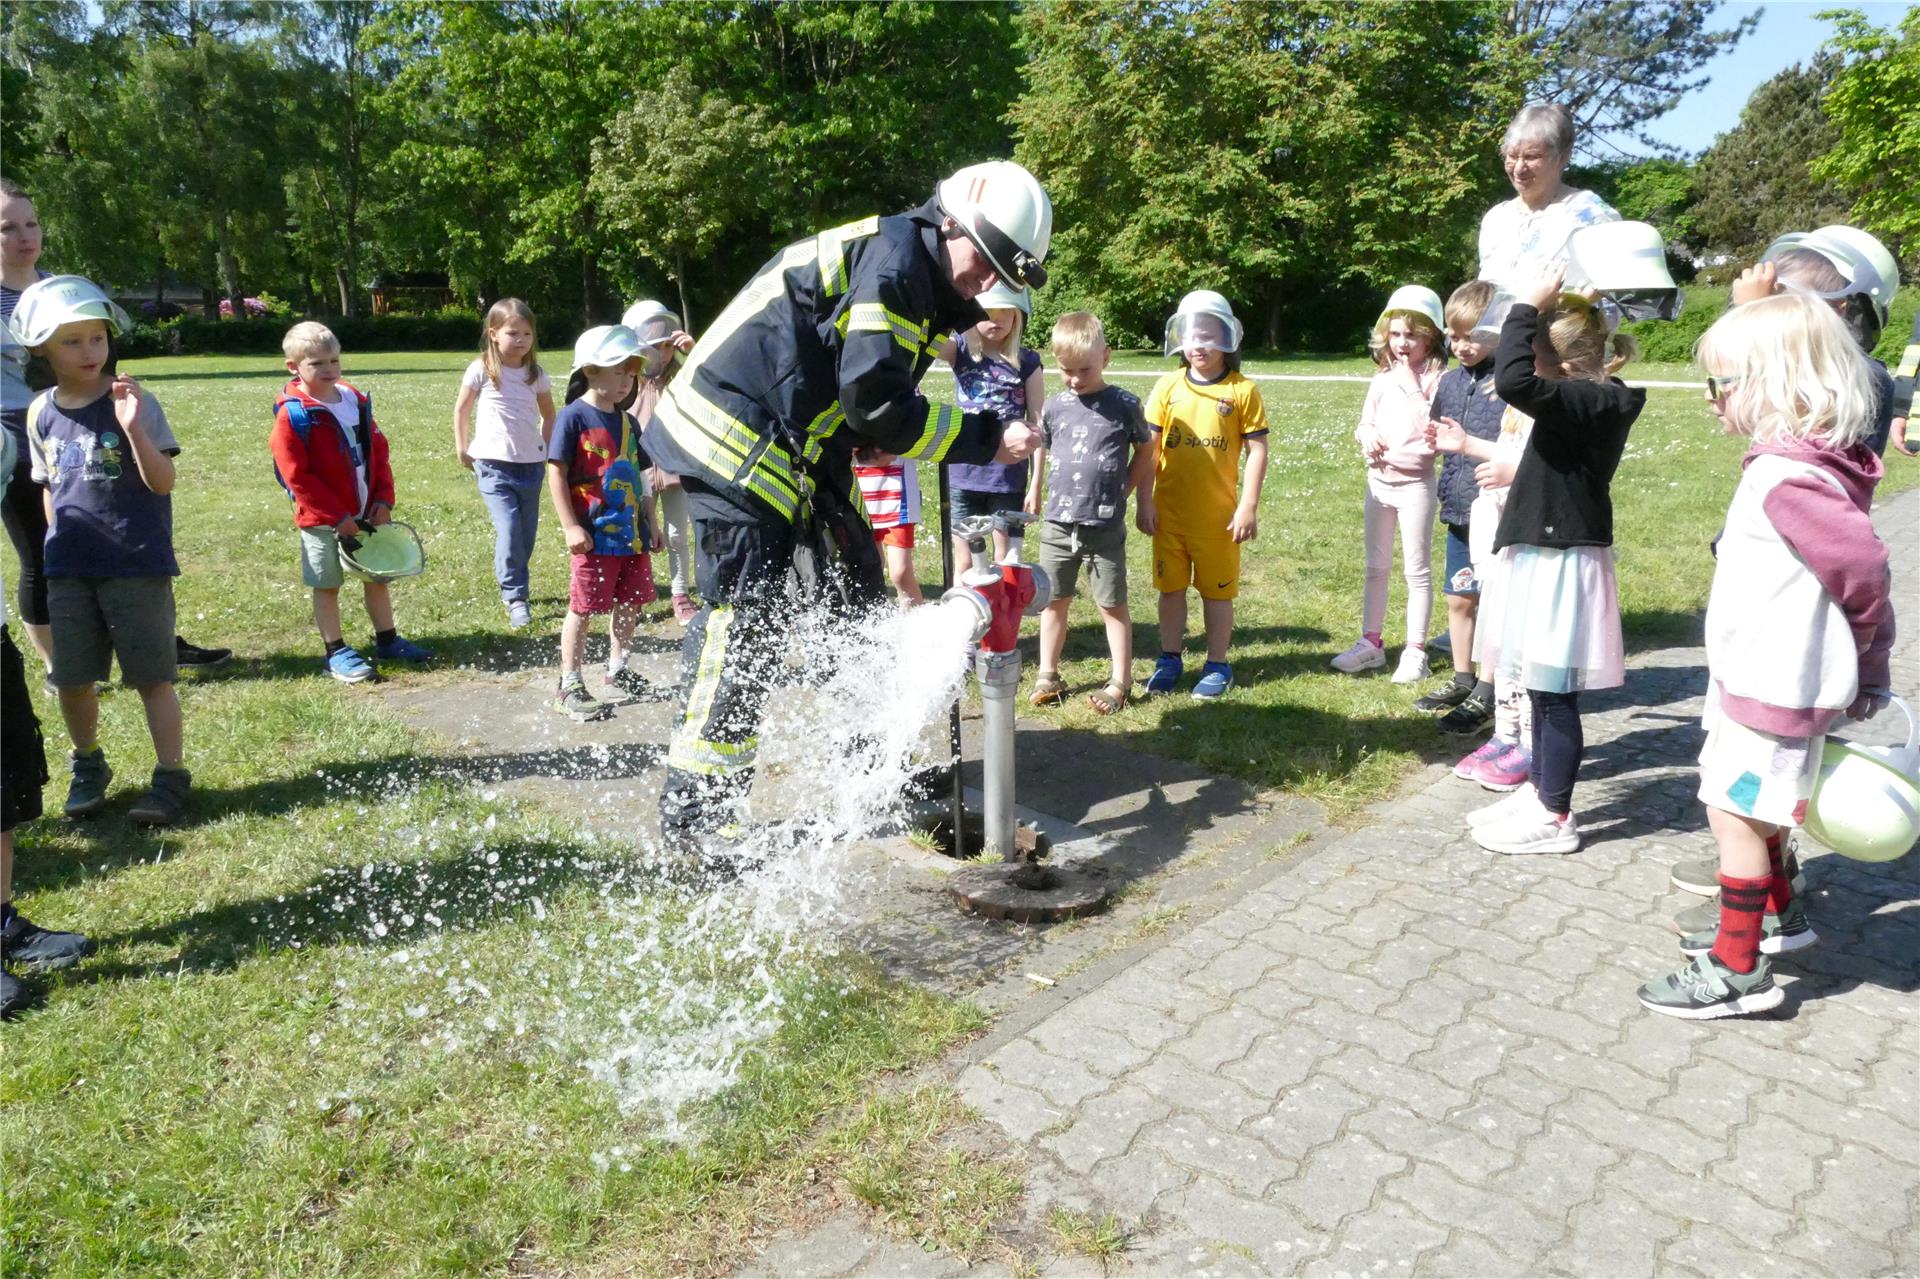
453, 298, 555, 629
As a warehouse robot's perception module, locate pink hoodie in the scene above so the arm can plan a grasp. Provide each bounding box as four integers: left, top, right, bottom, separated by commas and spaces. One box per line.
1356, 362, 1443, 482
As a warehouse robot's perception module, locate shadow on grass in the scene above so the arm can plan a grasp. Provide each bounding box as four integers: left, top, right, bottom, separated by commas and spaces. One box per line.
128, 367, 447, 383
1621, 607, 1706, 650
167, 625, 683, 685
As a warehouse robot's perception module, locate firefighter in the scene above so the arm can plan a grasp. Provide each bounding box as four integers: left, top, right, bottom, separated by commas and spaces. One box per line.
643, 160, 1052, 857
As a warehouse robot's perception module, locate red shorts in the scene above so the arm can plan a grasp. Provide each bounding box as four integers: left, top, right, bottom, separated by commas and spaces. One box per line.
872, 523, 916, 550
568, 552, 656, 616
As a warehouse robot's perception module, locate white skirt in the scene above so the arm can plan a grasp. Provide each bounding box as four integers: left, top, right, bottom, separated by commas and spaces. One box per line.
1477, 544, 1624, 694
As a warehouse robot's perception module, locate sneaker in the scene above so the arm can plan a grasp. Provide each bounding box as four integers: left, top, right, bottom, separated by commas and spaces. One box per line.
602, 666, 652, 706
1391, 646, 1430, 684
1145, 654, 1183, 695
175, 636, 232, 668
1466, 782, 1536, 829
1331, 638, 1386, 674
1415, 680, 1475, 712
375, 634, 434, 663
1, 969, 28, 1019
507, 601, 533, 630
1638, 952, 1785, 1019
1474, 804, 1581, 855
1192, 661, 1233, 700
672, 593, 699, 625
2, 908, 94, 972
64, 749, 113, 819
1473, 741, 1530, 792
556, 677, 612, 722
1437, 692, 1496, 736
326, 646, 378, 684
1671, 845, 1803, 898
128, 765, 192, 827
1453, 737, 1507, 780
1678, 897, 1818, 957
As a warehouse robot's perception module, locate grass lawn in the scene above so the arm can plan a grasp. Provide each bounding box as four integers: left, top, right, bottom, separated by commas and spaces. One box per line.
3, 345, 1911, 1276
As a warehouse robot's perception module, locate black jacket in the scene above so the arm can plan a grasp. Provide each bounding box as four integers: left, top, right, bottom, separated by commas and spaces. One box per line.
1491, 304, 1645, 553
644, 198, 1002, 528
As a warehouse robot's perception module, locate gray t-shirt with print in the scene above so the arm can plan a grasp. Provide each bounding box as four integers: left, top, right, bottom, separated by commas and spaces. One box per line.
1039, 385, 1149, 527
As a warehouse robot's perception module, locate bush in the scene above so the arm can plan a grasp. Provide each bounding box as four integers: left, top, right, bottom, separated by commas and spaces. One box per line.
117, 309, 497, 359
1620, 283, 1724, 364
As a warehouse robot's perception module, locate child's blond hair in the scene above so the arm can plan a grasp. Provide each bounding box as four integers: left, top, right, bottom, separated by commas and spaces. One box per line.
1367, 310, 1443, 371
964, 304, 1025, 362
1695, 291, 1874, 449
1539, 299, 1637, 381
1444, 281, 1498, 335
282, 320, 340, 362
480, 297, 544, 388
1049, 311, 1106, 365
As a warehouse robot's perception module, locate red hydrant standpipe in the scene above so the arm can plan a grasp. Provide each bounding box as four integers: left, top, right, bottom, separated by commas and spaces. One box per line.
938, 513, 1052, 861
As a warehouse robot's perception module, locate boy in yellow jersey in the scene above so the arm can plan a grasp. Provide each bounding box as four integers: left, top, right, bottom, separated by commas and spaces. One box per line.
1143, 291, 1269, 699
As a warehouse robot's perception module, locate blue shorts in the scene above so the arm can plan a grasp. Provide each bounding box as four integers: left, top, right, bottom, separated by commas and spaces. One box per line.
1443, 522, 1479, 596
948, 488, 1024, 524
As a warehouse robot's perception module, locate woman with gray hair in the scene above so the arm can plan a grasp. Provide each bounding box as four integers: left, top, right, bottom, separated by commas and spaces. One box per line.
1478, 102, 1620, 290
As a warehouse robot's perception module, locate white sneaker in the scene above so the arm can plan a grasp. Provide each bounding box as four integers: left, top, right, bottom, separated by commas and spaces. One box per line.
1466, 782, 1537, 829
1391, 646, 1430, 684
1331, 638, 1386, 673
1475, 805, 1582, 855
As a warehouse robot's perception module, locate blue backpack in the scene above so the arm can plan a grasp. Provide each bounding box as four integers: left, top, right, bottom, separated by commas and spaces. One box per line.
273, 387, 373, 504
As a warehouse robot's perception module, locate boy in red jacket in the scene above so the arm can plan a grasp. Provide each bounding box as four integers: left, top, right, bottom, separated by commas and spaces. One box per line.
270, 322, 431, 682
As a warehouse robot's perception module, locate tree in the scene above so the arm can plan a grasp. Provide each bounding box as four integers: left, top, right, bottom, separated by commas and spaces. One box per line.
1815, 6, 1919, 259
1691, 57, 1850, 270
591, 66, 769, 330
1012, 0, 1531, 349
1508, 1, 1759, 156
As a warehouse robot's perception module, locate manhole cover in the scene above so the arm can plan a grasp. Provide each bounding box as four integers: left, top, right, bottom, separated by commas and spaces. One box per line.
948, 860, 1116, 923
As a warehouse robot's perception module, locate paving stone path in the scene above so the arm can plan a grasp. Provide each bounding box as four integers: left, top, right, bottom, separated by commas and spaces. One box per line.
745, 488, 1918, 1276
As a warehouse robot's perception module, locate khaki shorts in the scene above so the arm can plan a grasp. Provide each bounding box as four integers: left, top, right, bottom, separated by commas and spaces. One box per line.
48, 575, 177, 688
299, 525, 346, 590
1153, 530, 1240, 601
1697, 686, 1822, 827
1037, 519, 1129, 608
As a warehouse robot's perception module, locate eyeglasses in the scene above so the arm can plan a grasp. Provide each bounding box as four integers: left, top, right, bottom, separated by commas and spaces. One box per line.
1704, 374, 1741, 401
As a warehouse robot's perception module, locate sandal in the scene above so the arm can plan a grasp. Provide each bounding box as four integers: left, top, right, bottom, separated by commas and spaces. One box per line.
1088, 683, 1130, 715
1029, 673, 1067, 707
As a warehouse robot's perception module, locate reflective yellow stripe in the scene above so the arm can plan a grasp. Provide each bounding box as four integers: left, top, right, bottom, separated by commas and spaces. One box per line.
816, 215, 879, 298
666, 608, 758, 776
807, 401, 846, 439
899, 401, 963, 463
844, 303, 928, 352
656, 382, 803, 521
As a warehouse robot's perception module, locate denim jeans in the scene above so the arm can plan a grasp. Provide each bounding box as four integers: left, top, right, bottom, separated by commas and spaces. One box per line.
473, 459, 545, 603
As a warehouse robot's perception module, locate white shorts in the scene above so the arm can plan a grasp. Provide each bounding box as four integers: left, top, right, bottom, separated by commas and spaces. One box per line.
1696, 685, 1823, 827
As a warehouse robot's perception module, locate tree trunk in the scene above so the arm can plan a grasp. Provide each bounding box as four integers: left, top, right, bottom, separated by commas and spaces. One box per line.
335, 265, 355, 317
215, 217, 244, 319
675, 251, 692, 332
1264, 290, 1283, 351
581, 250, 598, 329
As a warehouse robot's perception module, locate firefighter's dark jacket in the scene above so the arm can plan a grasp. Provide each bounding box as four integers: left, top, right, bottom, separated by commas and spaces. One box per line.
642, 198, 1002, 527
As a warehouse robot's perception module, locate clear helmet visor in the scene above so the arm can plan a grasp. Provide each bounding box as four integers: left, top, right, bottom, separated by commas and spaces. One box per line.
635, 315, 680, 377
1762, 236, 1889, 310
1163, 310, 1243, 358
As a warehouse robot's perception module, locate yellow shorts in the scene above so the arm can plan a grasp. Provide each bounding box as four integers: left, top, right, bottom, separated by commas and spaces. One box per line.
1153, 531, 1240, 601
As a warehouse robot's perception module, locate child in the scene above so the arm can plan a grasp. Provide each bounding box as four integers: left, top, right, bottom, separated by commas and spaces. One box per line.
1028, 312, 1153, 713
272, 321, 433, 684
1639, 292, 1891, 1018
1415, 282, 1503, 726
854, 448, 924, 606
547, 324, 661, 722
939, 282, 1042, 567
1468, 267, 1643, 855
622, 300, 698, 623
1, 424, 91, 1018
13, 275, 190, 823
454, 298, 554, 630
1332, 286, 1446, 683
1143, 290, 1269, 699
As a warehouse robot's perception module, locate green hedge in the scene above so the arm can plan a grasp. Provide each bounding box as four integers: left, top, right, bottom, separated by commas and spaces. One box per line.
117, 310, 508, 359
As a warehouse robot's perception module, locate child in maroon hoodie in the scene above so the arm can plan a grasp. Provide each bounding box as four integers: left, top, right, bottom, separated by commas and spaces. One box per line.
270, 322, 432, 682
1638, 292, 1893, 1020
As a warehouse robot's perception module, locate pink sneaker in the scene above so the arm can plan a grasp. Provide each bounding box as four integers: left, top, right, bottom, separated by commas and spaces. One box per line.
1473, 741, 1531, 792
1453, 737, 1506, 781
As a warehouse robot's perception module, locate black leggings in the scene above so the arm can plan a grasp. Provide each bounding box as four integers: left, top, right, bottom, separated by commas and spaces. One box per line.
1528, 689, 1583, 815
1, 423, 49, 626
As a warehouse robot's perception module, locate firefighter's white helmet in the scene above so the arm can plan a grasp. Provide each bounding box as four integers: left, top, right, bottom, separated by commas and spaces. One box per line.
1377, 285, 1446, 333
1770, 225, 1901, 326
6, 274, 132, 349
937, 161, 1052, 291
1803, 697, 1920, 863
1163, 289, 1243, 356
975, 281, 1031, 315
570, 324, 644, 373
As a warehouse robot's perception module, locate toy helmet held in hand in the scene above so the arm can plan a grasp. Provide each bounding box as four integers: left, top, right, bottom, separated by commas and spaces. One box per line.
1565, 221, 1683, 320
1765, 226, 1900, 327
975, 281, 1032, 316
6, 274, 132, 348
936, 160, 1052, 290
1377, 285, 1446, 334
339, 520, 426, 584
1803, 696, 1920, 863
1163, 289, 1243, 356
570, 324, 644, 373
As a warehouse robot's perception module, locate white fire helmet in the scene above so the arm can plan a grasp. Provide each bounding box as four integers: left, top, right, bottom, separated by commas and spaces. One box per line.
6, 274, 132, 349
621, 300, 683, 376
936, 160, 1053, 291
1803, 697, 1920, 863
569, 324, 644, 373
1764, 225, 1900, 326
975, 281, 1031, 316
1163, 289, 1243, 357
1377, 285, 1445, 334
1565, 221, 1683, 321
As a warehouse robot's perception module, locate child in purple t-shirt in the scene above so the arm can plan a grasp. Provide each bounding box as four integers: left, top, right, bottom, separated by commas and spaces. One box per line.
937, 282, 1043, 566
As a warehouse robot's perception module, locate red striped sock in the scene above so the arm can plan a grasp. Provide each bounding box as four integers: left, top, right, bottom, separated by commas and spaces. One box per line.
1711, 873, 1771, 974
1765, 832, 1793, 913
